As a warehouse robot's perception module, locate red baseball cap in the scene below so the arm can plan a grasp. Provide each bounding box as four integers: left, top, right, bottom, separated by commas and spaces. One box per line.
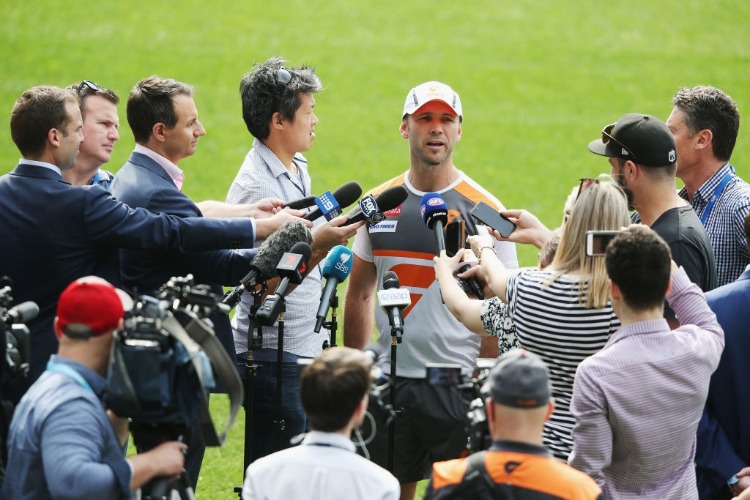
56, 276, 133, 339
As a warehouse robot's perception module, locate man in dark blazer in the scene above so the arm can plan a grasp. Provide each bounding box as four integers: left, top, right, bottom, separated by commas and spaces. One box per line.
110, 76, 308, 489
111, 76, 299, 360
0, 86, 280, 402
696, 212, 750, 499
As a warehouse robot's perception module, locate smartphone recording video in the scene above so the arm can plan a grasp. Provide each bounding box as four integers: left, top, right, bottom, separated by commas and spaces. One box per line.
470, 201, 516, 238
585, 230, 619, 256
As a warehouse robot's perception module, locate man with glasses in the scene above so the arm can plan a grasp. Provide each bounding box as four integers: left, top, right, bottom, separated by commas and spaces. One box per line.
588, 113, 717, 326
667, 85, 750, 288
63, 80, 120, 188
225, 57, 362, 464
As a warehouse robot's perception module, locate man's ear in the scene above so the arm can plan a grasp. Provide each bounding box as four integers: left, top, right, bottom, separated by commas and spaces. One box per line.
609, 278, 621, 302
271, 112, 285, 130
152, 122, 167, 143
695, 128, 713, 152
399, 121, 408, 139
48, 128, 62, 148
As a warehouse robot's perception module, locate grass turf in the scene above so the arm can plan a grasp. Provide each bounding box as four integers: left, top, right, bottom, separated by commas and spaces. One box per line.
2, 0, 749, 497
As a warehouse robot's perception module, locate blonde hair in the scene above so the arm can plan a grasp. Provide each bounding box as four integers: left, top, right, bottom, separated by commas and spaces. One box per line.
549, 175, 629, 308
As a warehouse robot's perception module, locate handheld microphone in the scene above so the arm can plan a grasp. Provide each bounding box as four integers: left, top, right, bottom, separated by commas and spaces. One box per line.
5, 301, 39, 324
304, 181, 362, 221
255, 242, 313, 326
377, 271, 411, 335
313, 245, 354, 333
222, 221, 312, 307
283, 196, 317, 210
420, 192, 449, 253
342, 185, 409, 226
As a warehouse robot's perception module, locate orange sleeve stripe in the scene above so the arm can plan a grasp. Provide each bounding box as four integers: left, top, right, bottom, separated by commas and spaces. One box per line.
374, 249, 436, 261
453, 181, 500, 210
366, 174, 406, 197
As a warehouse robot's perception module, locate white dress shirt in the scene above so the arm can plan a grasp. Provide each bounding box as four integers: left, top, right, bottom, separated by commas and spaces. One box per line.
243, 430, 399, 500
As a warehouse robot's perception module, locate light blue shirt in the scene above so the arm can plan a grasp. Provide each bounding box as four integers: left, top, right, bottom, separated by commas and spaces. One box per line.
1, 355, 132, 499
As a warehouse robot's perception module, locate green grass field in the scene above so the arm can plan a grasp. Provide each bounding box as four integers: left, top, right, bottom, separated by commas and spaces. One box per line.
2, 0, 749, 497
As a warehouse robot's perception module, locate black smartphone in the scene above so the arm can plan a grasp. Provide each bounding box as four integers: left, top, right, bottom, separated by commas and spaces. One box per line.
470, 201, 516, 238
585, 230, 619, 256
444, 219, 465, 257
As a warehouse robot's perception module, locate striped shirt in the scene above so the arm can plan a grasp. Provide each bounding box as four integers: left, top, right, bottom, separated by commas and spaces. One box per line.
679, 164, 750, 287
568, 268, 724, 499
226, 139, 328, 357
505, 269, 619, 461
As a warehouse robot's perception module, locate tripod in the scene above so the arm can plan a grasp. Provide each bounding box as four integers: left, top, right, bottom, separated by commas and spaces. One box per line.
320, 291, 339, 350
387, 321, 404, 473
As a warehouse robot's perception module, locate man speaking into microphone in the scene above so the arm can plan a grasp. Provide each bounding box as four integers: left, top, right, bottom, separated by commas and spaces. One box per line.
344, 81, 517, 499
225, 57, 362, 463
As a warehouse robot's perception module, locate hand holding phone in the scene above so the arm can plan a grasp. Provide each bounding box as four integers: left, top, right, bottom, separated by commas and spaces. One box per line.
585, 230, 619, 256
470, 201, 516, 238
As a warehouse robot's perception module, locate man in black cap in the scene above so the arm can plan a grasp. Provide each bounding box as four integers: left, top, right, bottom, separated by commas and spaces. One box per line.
588, 113, 717, 326
425, 349, 602, 499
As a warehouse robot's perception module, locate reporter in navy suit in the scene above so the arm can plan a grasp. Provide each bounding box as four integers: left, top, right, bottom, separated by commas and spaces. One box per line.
697, 212, 750, 499
0, 86, 258, 402
110, 76, 307, 490
111, 76, 301, 360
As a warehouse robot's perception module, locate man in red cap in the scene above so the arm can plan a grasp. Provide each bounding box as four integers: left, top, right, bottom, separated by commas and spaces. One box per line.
1, 277, 187, 499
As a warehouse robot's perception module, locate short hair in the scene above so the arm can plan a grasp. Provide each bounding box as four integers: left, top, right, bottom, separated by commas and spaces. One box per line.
672, 85, 740, 162
127, 76, 193, 143
551, 176, 630, 308
10, 86, 79, 157
66, 81, 120, 116
606, 225, 672, 310
300, 347, 372, 432
239, 56, 322, 141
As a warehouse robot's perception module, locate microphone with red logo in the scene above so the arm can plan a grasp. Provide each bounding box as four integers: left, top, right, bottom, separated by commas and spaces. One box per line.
420, 192, 449, 253
255, 241, 313, 326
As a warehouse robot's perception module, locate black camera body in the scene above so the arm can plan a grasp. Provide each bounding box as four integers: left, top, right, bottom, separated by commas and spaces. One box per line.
0, 283, 34, 387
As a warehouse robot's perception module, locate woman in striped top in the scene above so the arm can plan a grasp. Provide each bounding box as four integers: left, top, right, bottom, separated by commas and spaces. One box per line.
435, 178, 629, 461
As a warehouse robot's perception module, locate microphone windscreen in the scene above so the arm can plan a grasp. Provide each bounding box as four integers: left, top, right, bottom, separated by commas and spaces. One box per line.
321, 245, 354, 281
375, 185, 409, 213
252, 221, 313, 280
332, 181, 363, 210
288, 241, 313, 264
383, 270, 400, 290
284, 196, 317, 210
420, 192, 448, 230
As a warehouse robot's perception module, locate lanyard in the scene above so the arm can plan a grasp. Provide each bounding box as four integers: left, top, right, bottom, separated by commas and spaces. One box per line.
700, 168, 735, 225
46, 360, 94, 393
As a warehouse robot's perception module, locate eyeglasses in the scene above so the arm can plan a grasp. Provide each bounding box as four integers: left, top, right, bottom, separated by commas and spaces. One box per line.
575, 177, 598, 202
76, 80, 100, 96
601, 123, 638, 162
276, 68, 293, 86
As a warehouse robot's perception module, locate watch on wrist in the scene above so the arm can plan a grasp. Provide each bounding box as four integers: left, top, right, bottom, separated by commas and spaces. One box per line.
728, 474, 740, 488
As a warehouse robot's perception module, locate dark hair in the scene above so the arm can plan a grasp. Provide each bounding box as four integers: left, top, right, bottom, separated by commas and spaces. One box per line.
239, 56, 322, 140
127, 76, 193, 143
672, 85, 740, 162
11, 86, 79, 157
300, 347, 371, 432
605, 225, 672, 310
67, 81, 120, 115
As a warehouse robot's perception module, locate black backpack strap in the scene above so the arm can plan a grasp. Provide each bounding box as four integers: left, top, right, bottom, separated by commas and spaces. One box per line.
461, 451, 496, 500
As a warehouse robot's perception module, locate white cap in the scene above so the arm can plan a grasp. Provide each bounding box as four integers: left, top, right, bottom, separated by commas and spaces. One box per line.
402, 81, 463, 119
